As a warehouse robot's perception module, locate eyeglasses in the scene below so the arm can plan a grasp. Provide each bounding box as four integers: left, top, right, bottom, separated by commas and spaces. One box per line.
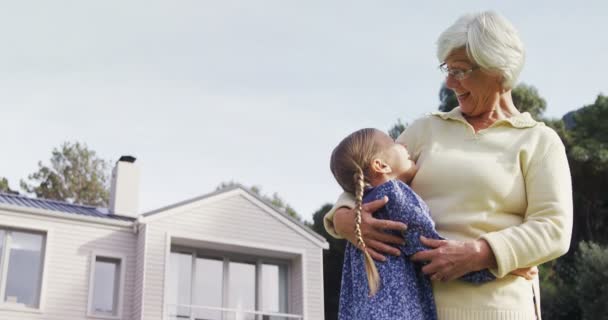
438, 63, 479, 80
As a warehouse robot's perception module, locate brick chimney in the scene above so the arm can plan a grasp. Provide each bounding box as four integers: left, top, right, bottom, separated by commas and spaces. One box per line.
109, 155, 140, 218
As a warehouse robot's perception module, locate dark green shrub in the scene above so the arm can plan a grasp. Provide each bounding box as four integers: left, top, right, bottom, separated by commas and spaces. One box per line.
575, 242, 608, 320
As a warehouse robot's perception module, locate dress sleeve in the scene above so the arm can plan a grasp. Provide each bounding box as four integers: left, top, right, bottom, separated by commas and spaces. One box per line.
480, 134, 573, 278
393, 189, 443, 257
458, 270, 496, 283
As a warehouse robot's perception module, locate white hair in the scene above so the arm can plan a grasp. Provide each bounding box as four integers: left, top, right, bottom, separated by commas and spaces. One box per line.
436, 11, 525, 89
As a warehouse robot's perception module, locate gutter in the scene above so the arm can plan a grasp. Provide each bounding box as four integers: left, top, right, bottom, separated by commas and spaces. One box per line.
0, 203, 134, 229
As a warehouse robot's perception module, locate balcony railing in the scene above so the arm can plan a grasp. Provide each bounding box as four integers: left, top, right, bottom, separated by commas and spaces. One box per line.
166, 304, 304, 320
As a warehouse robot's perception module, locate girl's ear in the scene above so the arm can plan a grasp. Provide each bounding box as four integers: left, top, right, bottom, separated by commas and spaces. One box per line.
370, 158, 393, 174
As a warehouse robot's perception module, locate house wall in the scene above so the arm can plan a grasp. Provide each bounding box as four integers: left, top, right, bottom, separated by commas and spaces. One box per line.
0, 209, 136, 320
141, 191, 325, 320
132, 224, 147, 320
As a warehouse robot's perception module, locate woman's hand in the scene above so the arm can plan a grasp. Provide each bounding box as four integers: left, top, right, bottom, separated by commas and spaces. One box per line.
333, 196, 408, 261
410, 236, 497, 281
510, 266, 539, 280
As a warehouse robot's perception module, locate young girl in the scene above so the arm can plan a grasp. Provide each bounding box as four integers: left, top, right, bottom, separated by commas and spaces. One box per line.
330, 128, 536, 320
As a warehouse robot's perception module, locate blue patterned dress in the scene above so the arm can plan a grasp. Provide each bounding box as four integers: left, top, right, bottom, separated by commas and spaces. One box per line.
338, 180, 495, 320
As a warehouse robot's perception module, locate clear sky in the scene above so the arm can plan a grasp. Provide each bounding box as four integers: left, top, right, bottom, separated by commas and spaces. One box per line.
1, 1, 606, 222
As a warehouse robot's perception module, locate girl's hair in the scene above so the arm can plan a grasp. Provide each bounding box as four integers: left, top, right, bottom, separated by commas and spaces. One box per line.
330, 128, 387, 296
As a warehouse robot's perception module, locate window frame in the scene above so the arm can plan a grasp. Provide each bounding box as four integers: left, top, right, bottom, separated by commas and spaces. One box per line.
86, 251, 126, 319
0, 225, 48, 313
169, 246, 291, 318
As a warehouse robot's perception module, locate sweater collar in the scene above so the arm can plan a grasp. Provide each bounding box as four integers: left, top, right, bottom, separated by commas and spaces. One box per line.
431, 107, 538, 129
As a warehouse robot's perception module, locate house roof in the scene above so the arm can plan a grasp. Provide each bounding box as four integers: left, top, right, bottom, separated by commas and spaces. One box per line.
142, 184, 329, 245
0, 192, 134, 222
0, 187, 329, 247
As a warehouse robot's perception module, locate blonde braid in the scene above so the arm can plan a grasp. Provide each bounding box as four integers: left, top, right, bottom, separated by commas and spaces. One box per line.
353, 164, 380, 296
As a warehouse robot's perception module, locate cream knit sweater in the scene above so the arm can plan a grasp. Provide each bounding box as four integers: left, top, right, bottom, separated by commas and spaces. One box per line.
324, 108, 573, 320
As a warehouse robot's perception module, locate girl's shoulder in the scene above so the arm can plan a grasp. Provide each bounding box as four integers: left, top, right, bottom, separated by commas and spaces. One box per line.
363, 180, 416, 204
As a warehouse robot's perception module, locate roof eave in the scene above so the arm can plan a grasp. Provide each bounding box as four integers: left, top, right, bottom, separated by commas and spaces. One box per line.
0, 203, 134, 228
142, 186, 329, 249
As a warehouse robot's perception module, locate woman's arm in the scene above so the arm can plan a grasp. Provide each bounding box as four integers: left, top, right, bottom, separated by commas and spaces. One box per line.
322, 192, 357, 239
411, 134, 572, 280
480, 138, 573, 277
411, 237, 537, 281
411, 236, 497, 281
323, 193, 408, 261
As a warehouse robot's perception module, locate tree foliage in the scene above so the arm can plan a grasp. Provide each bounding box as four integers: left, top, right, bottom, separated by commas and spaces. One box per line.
559, 95, 608, 246
574, 241, 608, 320
0, 177, 18, 194
512, 83, 547, 119
388, 119, 407, 140
567, 95, 608, 172
216, 181, 302, 221
438, 81, 547, 119
438, 82, 458, 112
310, 203, 346, 320
533, 95, 608, 318
539, 256, 581, 319
20, 142, 110, 206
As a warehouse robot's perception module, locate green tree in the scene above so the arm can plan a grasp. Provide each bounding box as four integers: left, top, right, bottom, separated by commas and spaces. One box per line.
0, 177, 18, 194
310, 203, 346, 320
216, 181, 302, 221
575, 241, 608, 320
543, 118, 570, 144
568, 95, 608, 172
539, 95, 608, 318
388, 119, 407, 140
437, 81, 547, 119
540, 256, 581, 320
512, 83, 547, 119
438, 82, 458, 112
20, 142, 111, 206
563, 95, 608, 245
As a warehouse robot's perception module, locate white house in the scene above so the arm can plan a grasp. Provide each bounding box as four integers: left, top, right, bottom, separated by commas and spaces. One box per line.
0, 157, 328, 320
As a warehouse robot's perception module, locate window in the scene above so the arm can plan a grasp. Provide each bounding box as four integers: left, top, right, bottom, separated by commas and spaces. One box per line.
193, 257, 223, 319
261, 263, 288, 315
0, 228, 46, 309
88, 254, 125, 318
167, 249, 291, 320
228, 261, 256, 319
167, 252, 193, 317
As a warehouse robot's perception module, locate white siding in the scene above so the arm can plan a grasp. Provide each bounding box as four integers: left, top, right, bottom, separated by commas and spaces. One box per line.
141, 225, 166, 320
142, 192, 325, 319
132, 224, 147, 320
290, 255, 304, 315
0, 209, 136, 320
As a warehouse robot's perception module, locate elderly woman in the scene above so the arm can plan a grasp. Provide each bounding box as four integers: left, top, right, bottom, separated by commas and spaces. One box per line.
324, 11, 572, 320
